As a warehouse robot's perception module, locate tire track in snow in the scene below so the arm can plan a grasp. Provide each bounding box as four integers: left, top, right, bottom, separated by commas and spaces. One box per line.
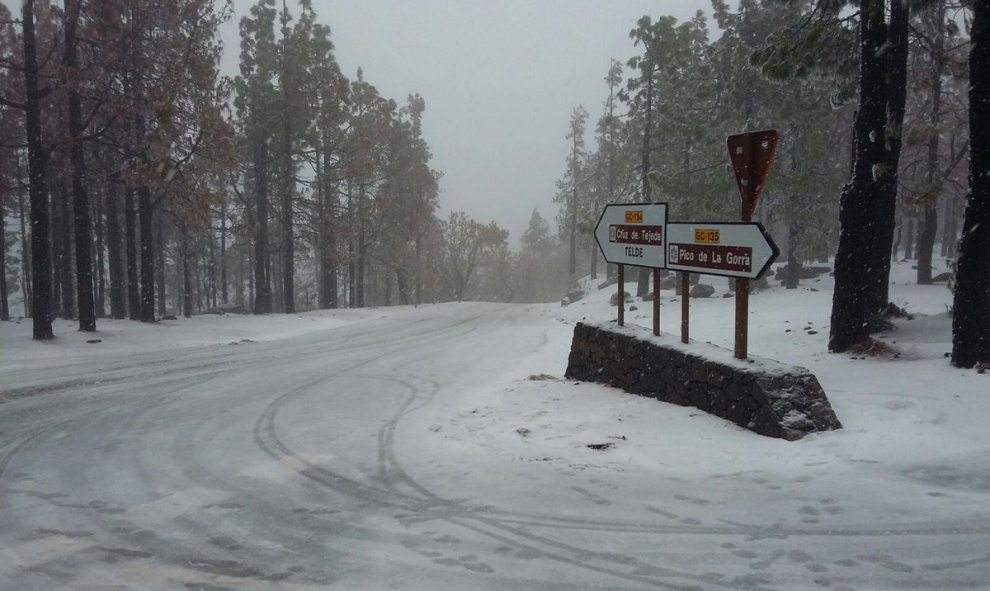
255, 328, 737, 590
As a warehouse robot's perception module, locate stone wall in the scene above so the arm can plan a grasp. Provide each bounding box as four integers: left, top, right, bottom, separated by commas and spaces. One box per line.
565, 322, 842, 440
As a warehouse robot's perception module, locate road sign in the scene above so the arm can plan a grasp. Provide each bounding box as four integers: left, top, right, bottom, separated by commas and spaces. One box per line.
665, 222, 778, 279
594, 203, 668, 268
727, 130, 779, 219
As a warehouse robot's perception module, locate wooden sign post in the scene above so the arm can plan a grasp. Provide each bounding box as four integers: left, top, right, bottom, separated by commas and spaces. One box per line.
726, 130, 780, 359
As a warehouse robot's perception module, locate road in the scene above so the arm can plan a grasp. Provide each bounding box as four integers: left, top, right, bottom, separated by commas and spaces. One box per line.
2, 303, 989, 590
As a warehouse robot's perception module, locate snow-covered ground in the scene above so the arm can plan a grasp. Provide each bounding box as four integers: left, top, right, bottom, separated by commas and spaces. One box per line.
1, 260, 988, 590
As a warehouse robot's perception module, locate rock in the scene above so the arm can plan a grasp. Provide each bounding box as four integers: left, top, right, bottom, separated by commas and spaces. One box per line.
527, 373, 555, 381
609, 291, 632, 306
774, 264, 832, 280
690, 283, 715, 299
931, 272, 952, 283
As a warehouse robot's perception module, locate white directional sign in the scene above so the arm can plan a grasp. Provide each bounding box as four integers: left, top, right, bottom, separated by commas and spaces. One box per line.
593, 203, 668, 268
665, 222, 779, 279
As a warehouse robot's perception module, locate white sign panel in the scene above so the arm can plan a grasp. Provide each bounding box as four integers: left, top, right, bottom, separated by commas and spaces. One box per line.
593, 203, 668, 268
665, 222, 778, 279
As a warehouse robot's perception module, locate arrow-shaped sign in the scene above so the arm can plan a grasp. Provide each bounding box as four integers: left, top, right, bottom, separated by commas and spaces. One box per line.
665, 222, 778, 280
593, 203, 668, 268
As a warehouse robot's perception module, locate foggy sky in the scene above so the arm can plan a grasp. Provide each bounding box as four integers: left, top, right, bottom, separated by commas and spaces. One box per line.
221, 1, 714, 246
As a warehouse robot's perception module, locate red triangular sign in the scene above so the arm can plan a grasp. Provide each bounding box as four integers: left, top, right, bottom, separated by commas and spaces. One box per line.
727, 129, 780, 219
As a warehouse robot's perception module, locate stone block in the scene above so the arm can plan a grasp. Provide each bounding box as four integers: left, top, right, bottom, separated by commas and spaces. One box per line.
564, 322, 841, 440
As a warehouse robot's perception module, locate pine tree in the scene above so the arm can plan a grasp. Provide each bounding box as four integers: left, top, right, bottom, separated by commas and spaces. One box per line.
826, 0, 910, 351
21, 0, 53, 339
63, 0, 96, 331
555, 105, 587, 284
237, 0, 278, 314
951, 0, 990, 367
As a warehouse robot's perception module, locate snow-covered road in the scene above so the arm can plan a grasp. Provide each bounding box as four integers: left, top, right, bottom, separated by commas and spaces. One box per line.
2, 298, 989, 590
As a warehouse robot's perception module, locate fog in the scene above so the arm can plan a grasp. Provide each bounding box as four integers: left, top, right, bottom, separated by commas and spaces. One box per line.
221, 0, 712, 244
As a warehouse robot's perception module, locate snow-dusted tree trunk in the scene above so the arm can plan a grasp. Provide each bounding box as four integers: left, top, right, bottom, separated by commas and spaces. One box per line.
951, 0, 990, 367
829, 0, 889, 352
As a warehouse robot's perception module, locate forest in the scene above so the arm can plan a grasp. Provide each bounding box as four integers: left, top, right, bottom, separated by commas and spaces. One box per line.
0, 0, 987, 366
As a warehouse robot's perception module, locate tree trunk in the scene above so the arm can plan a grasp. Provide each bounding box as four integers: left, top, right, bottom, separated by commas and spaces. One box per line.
201, 247, 209, 311
253, 139, 271, 314
17, 155, 32, 317
589, 240, 598, 281
124, 189, 140, 319
357, 184, 366, 308
568, 131, 578, 281
220, 197, 228, 304
944, 195, 960, 259
903, 216, 915, 259
281, 159, 295, 314
865, 0, 909, 316
951, 0, 990, 367
383, 268, 392, 306
917, 207, 938, 284
396, 267, 409, 305
138, 186, 154, 322
891, 219, 902, 261
247, 240, 254, 310
0, 189, 9, 321
347, 181, 355, 307
414, 233, 422, 307
829, 0, 889, 352
918, 2, 945, 286
785, 221, 801, 289
271, 244, 282, 311
172, 241, 180, 314
155, 214, 166, 317
280, 4, 295, 314
54, 178, 75, 319
316, 157, 335, 310
181, 225, 192, 318
208, 228, 217, 308
64, 0, 95, 331
106, 190, 125, 319
637, 65, 655, 299
236, 245, 246, 308
49, 191, 59, 317
94, 181, 105, 317
62, 0, 96, 332
22, 0, 53, 338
